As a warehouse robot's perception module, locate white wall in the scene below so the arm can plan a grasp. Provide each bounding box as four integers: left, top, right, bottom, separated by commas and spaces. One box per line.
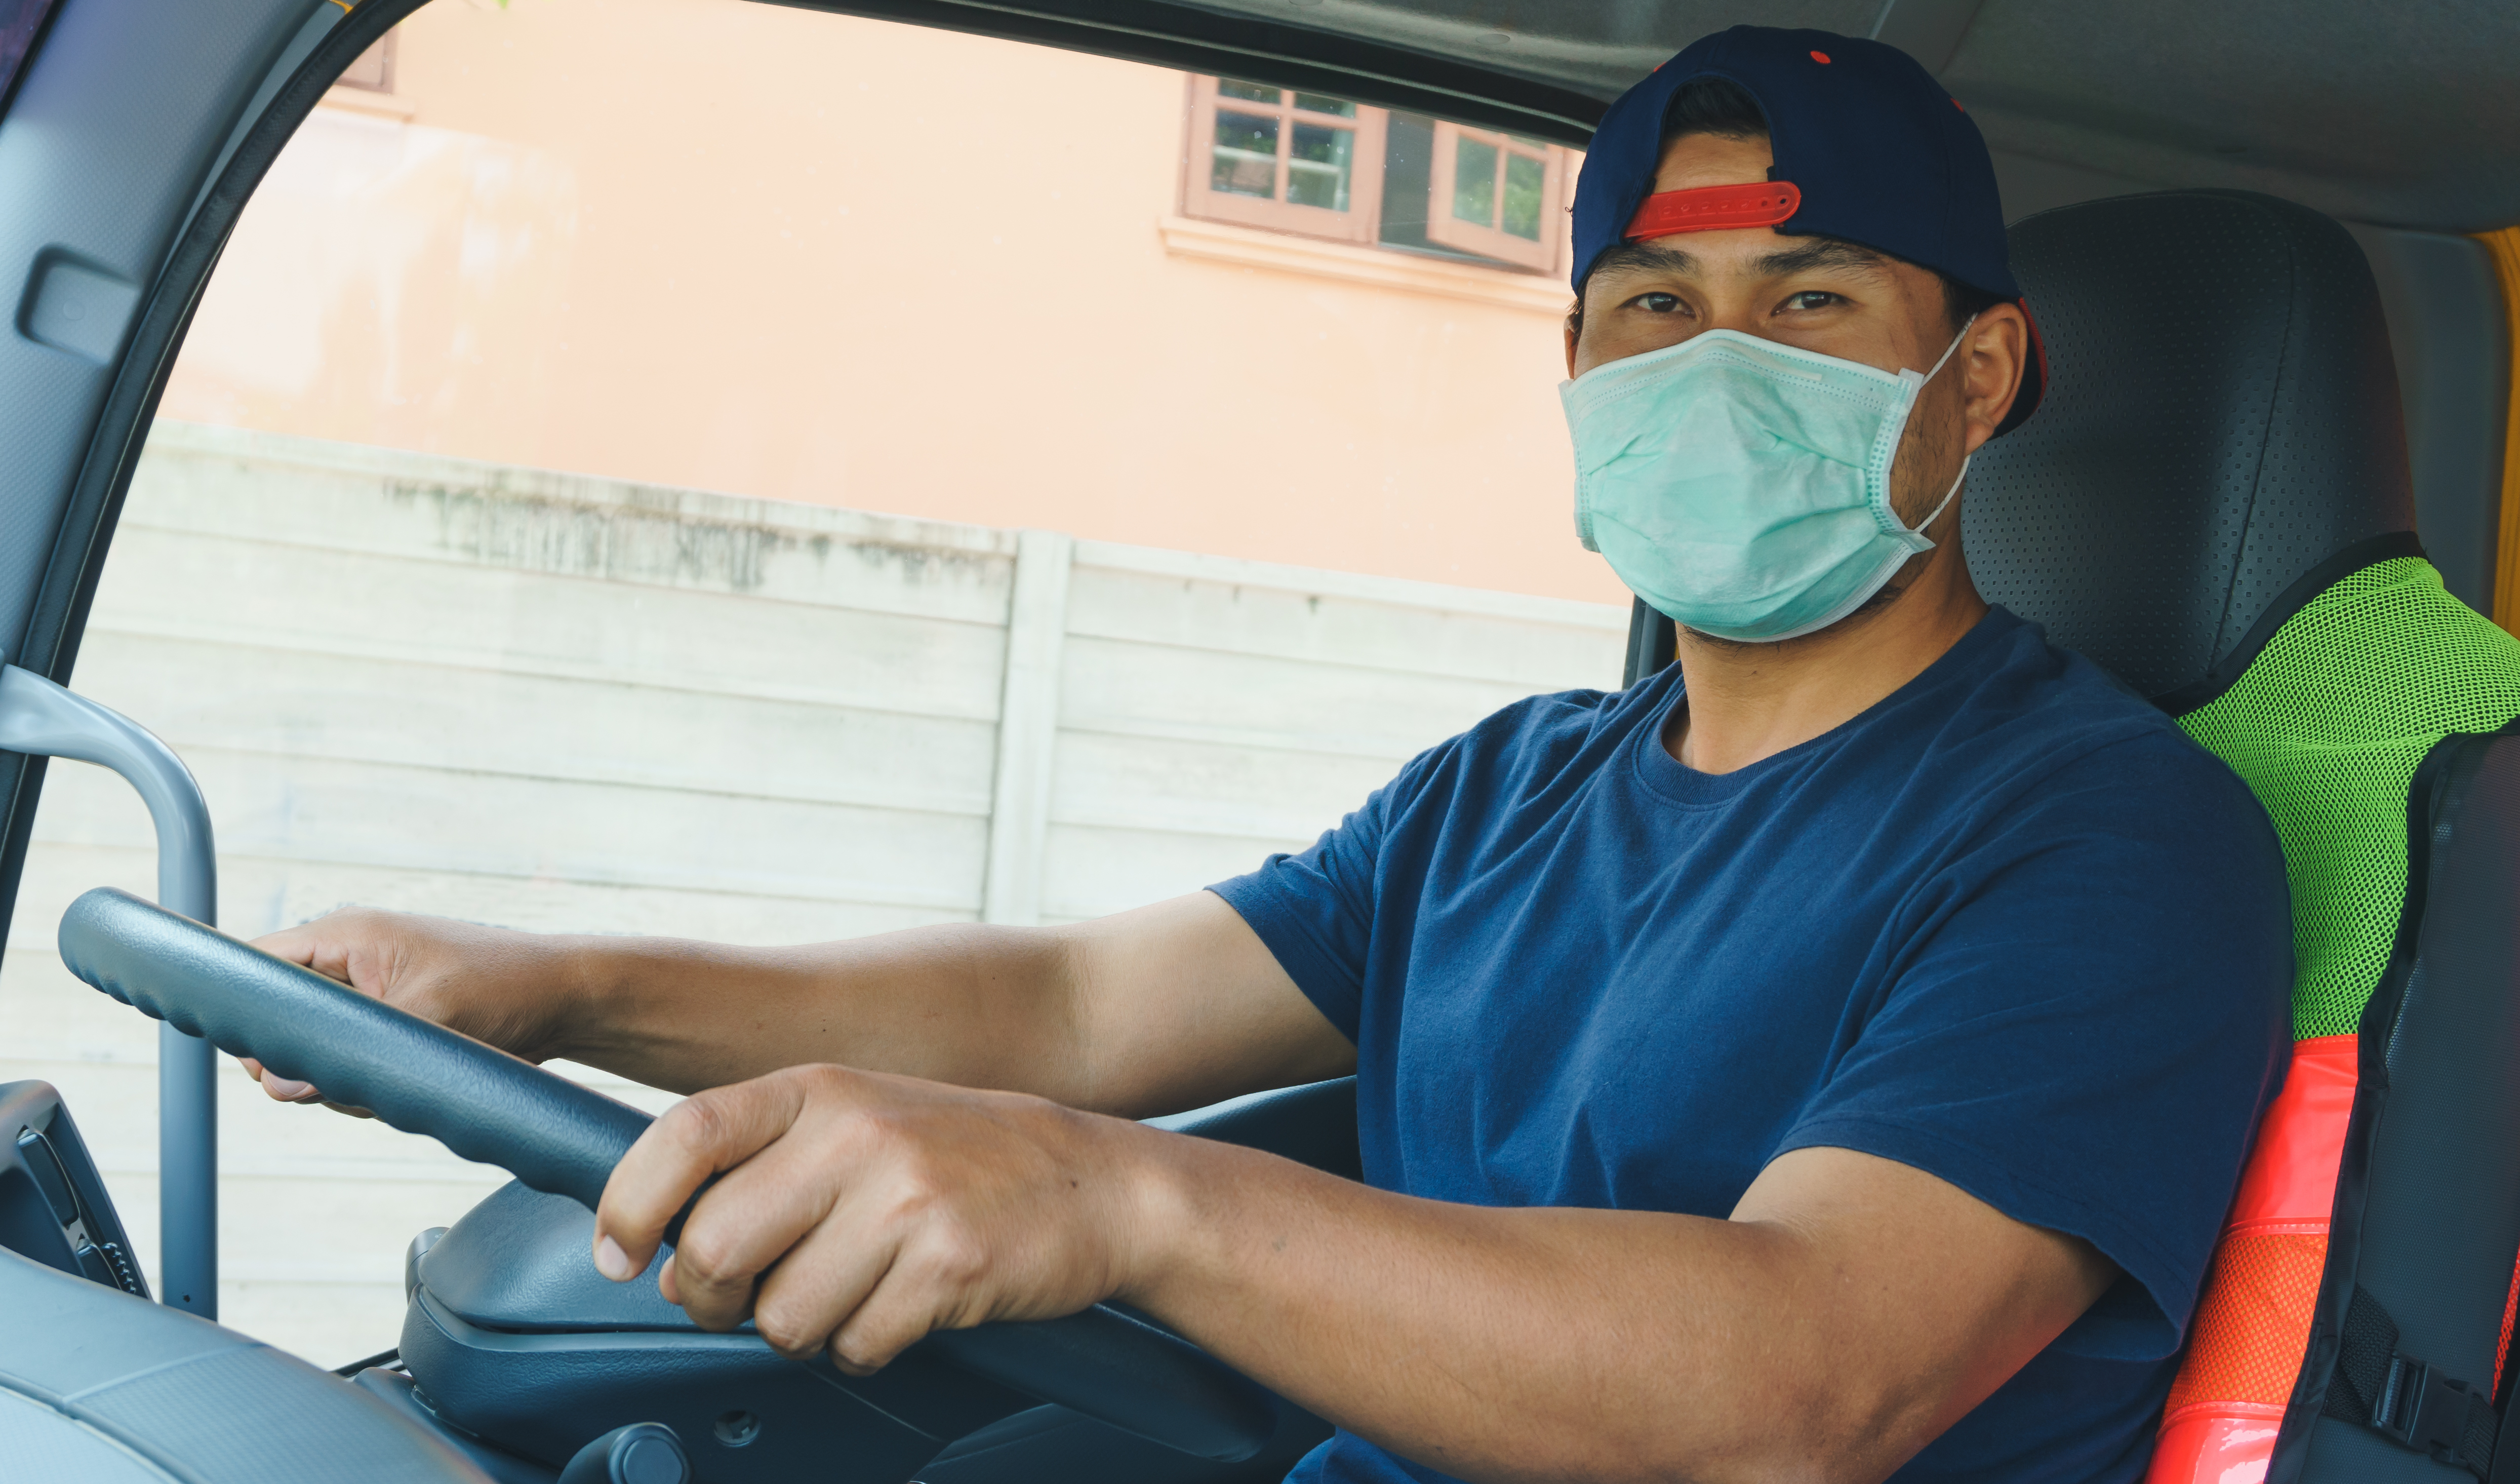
0, 420, 1626, 1364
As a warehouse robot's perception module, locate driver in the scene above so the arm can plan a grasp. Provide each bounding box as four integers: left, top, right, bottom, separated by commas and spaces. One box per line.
249, 26, 2291, 1484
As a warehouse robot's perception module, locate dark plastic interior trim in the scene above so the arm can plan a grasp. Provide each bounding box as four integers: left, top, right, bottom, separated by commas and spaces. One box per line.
1867, 0, 1987, 75
2349, 227, 2512, 615
16, 0, 423, 692
1163, 1076, 1361, 1183
1621, 597, 1676, 689
0, 0, 431, 983
0, 0, 64, 125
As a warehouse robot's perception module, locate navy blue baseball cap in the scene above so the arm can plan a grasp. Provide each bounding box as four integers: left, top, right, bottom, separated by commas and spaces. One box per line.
1573, 26, 2044, 435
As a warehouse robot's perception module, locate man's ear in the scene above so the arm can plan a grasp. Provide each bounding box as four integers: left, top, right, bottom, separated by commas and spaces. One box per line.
1957, 303, 2028, 458
1564, 309, 1581, 379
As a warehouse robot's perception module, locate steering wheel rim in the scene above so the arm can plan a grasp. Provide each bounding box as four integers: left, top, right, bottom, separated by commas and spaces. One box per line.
57, 887, 1273, 1462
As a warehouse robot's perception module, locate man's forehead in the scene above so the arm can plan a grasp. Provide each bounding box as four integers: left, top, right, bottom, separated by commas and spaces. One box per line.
1654, 130, 1772, 191
1591, 236, 1903, 283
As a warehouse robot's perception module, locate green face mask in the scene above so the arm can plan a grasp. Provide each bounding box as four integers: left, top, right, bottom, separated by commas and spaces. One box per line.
1559, 321, 1973, 643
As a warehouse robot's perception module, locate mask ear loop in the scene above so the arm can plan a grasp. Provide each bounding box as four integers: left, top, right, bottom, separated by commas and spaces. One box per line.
1907, 454, 1969, 542
1920, 311, 1979, 385
1903, 312, 1980, 542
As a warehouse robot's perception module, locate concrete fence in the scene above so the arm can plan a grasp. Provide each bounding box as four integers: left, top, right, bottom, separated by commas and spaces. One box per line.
0, 419, 1626, 1363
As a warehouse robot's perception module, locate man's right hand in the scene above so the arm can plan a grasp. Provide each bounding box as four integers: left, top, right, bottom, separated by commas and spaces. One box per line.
243, 909, 586, 1105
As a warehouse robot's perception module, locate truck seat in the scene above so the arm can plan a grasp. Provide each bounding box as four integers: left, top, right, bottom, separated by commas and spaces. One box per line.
1971, 188, 2520, 1484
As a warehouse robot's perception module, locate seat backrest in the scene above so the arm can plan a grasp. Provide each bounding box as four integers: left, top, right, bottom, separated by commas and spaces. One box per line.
1970, 189, 2520, 1484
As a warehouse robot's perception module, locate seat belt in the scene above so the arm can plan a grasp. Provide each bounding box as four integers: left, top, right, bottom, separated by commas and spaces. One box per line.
2323, 1285, 2506, 1478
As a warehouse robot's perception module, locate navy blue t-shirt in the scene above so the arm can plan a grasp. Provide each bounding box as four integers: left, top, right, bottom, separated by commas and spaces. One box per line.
1211, 607, 2291, 1484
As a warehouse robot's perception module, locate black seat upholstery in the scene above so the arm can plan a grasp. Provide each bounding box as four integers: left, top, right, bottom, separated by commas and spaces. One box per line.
1969, 189, 2418, 705
2325, 740, 2520, 1482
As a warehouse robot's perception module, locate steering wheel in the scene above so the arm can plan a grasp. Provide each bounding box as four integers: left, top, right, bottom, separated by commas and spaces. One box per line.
57, 887, 1273, 1463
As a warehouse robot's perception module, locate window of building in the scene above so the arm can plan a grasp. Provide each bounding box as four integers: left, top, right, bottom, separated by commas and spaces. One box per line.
337, 29, 397, 93
1182, 75, 1574, 275
1182, 74, 1387, 244
1425, 123, 1563, 272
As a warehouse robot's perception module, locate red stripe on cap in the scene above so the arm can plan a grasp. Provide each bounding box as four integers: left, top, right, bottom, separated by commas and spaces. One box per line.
1624, 181, 1802, 240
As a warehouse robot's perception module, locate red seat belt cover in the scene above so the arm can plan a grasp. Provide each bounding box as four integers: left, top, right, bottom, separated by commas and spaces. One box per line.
2145, 1035, 2358, 1484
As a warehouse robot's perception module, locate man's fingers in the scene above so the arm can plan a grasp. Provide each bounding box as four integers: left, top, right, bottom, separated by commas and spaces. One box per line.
649, 1136, 858, 1332
593, 1066, 1110, 1374
744, 1208, 902, 1360
594, 1076, 817, 1293
249, 922, 359, 986
825, 1229, 986, 1376
241, 1056, 323, 1104
251, 924, 319, 968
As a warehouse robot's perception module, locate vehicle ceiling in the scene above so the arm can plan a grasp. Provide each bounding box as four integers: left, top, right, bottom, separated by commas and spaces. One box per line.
789, 0, 2520, 232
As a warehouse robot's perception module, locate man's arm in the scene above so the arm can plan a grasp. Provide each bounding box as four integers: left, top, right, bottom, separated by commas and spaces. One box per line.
1140, 1141, 2115, 1483
247, 890, 1352, 1116
593, 1066, 2115, 1484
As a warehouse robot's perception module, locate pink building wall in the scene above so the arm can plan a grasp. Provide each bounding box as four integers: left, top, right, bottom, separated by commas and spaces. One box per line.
160, 0, 1626, 606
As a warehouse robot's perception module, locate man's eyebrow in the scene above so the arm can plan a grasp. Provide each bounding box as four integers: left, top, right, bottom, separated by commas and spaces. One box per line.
1751, 238, 1897, 279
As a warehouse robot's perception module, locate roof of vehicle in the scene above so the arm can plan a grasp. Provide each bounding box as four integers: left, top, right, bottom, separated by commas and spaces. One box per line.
803, 0, 2520, 230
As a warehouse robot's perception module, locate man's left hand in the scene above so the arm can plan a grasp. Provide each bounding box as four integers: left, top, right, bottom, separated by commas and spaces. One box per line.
592, 1064, 1155, 1374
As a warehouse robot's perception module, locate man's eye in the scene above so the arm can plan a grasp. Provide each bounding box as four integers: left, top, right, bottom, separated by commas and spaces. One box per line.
1781, 291, 1842, 313
1625, 292, 1685, 314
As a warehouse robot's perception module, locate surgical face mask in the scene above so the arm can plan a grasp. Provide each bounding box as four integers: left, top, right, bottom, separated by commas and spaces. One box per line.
1560, 318, 1975, 643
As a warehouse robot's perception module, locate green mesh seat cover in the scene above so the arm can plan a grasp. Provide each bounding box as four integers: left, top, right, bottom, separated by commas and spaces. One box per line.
2177, 558, 2520, 1039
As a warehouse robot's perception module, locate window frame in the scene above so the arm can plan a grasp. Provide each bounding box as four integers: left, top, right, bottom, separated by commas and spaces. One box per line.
1181, 73, 1386, 245
1424, 121, 1565, 274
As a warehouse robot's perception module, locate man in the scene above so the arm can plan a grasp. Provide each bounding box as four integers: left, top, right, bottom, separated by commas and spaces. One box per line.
250, 27, 2290, 1484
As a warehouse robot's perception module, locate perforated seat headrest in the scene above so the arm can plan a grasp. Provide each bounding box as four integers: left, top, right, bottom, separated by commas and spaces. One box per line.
1966, 189, 2418, 708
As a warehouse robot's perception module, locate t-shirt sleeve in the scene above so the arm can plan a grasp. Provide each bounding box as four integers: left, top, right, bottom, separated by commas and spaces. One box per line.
1207, 741, 1455, 1043
1774, 733, 2293, 1361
